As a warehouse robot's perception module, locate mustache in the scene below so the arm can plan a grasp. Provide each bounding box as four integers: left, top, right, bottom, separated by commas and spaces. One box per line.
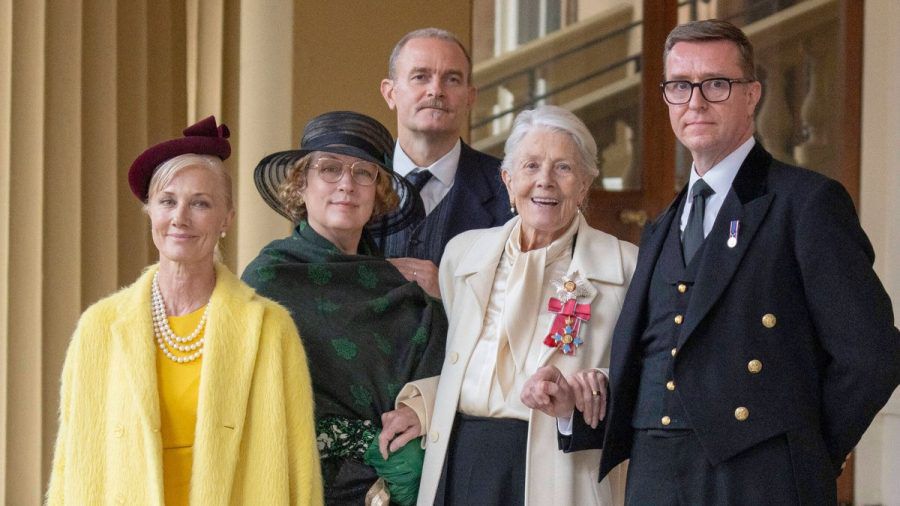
417, 99, 447, 111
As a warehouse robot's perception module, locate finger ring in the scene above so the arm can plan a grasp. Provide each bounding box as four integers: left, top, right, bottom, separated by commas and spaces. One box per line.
591, 390, 599, 396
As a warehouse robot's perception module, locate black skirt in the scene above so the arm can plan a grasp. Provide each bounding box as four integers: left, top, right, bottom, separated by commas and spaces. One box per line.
435, 413, 528, 506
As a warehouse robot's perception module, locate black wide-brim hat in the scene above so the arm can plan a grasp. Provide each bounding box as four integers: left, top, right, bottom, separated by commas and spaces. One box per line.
128, 116, 231, 202
253, 110, 422, 235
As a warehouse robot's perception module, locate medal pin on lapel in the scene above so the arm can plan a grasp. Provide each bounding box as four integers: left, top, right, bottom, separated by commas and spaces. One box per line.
727, 220, 740, 248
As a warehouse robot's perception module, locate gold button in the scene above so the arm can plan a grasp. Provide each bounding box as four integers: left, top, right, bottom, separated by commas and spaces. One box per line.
661, 416, 671, 426
152, 426, 160, 433
671, 348, 677, 357
761, 313, 777, 328
449, 352, 459, 364
747, 360, 763, 374
734, 407, 749, 421
677, 283, 687, 293
112, 425, 124, 438
674, 314, 684, 325
430, 431, 439, 443
666, 380, 675, 391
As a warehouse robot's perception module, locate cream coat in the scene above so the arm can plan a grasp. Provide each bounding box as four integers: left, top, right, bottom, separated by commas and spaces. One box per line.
46, 264, 323, 505
399, 216, 637, 505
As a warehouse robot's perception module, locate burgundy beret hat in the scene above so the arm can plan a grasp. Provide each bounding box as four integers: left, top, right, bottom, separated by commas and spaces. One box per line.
128, 115, 231, 202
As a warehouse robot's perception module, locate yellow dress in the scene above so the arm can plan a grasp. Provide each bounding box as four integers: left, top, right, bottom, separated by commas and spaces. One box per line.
156, 306, 205, 506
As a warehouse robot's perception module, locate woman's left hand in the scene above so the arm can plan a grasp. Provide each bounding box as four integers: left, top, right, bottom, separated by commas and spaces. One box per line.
388, 257, 440, 299
568, 369, 608, 429
378, 405, 423, 460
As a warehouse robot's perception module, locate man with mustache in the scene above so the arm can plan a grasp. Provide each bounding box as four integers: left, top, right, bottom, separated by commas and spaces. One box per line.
523, 19, 900, 504
378, 28, 511, 299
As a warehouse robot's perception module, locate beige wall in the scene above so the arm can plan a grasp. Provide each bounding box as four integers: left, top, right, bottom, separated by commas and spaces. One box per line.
855, 0, 900, 504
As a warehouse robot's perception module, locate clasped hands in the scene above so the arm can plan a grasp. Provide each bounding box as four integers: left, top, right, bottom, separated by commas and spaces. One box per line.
521, 365, 608, 429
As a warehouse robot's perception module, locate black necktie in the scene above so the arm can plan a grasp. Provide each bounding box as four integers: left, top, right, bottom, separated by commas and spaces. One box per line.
682, 179, 714, 264
406, 169, 433, 193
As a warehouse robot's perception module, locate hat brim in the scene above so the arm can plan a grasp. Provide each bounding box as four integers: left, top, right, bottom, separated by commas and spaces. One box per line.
253, 148, 424, 232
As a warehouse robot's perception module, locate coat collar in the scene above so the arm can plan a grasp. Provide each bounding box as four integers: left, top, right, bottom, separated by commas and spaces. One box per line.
111, 263, 265, 500
453, 214, 628, 323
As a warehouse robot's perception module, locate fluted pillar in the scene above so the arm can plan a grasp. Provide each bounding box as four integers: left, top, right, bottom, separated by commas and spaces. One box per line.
234, 0, 295, 270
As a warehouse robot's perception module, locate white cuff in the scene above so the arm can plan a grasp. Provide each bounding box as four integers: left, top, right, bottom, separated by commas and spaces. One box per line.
557, 411, 575, 435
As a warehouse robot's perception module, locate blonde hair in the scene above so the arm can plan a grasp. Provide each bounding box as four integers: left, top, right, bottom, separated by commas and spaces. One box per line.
145, 154, 233, 211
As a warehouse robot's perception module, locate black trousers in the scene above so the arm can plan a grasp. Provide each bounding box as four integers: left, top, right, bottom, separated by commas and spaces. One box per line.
435, 414, 528, 506
625, 428, 836, 506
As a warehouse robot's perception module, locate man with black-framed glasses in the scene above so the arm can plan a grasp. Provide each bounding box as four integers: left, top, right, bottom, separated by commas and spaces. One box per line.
526, 18, 899, 505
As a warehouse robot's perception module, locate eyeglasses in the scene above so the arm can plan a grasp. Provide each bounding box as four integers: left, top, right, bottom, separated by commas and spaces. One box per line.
660, 77, 755, 105
312, 157, 380, 186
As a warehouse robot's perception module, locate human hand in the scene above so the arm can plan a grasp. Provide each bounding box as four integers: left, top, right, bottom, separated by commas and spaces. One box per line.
521, 365, 576, 419
568, 369, 608, 429
378, 405, 423, 460
387, 257, 440, 299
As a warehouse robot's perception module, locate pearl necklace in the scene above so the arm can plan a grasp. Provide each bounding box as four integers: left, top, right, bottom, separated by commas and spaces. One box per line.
151, 272, 210, 363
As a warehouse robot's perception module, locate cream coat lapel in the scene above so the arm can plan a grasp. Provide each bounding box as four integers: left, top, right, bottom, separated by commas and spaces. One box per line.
190, 264, 264, 502
537, 215, 626, 367
448, 219, 516, 360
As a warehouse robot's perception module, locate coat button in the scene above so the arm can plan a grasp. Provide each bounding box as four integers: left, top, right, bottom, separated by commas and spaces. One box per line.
666, 380, 675, 391
430, 431, 439, 443
112, 425, 124, 438
671, 347, 677, 357
449, 352, 459, 364
761, 313, 777, 328
673, 314, 684, 325
677, 283, 687, 293
734, 407, 750, 421
661, 416, 671, 426
747, 360, 763, 374
116, 493, 126, 504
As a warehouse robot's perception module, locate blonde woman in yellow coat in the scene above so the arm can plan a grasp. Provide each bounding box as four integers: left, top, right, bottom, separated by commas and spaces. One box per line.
46, 117, 323, 505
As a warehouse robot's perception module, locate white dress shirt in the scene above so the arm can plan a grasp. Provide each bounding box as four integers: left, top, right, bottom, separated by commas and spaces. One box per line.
679, 137, 755, 236
392, 139, 462, 215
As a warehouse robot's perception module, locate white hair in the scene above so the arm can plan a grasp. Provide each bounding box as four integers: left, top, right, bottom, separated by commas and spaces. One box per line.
501, 105, 599, 181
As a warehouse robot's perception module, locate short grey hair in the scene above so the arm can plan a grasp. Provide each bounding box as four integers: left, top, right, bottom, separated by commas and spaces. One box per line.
388, 27, 473, 82
144, 153, 233, 211
501, 105, 599, 181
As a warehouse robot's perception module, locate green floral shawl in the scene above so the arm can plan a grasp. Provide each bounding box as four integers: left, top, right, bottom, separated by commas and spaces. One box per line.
241, 221, 446, 501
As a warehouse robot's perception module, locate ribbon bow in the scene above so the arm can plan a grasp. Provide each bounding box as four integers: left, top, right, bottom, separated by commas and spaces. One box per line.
543, 297, 592, 355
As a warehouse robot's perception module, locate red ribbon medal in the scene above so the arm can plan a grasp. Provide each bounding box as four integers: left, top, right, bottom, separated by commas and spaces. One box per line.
543, 275, 592, 355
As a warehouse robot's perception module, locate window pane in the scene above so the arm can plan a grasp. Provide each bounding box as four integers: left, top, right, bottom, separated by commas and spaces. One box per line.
471, 0, 644, 192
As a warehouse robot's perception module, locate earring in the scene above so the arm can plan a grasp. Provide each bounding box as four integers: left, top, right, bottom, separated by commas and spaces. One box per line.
509, 201, 516, 215
220, 231, 226, 238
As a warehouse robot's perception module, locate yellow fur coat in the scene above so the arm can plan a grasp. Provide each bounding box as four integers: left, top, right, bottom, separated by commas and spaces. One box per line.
46, 263, 323, 505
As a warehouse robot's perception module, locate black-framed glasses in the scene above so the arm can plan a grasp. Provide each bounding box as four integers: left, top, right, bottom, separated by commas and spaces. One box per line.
312, 157, 380, 186
660, 77, 755, 105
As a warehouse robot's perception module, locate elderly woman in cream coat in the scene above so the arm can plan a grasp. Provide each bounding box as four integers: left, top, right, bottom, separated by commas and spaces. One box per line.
378, 105, 637, 505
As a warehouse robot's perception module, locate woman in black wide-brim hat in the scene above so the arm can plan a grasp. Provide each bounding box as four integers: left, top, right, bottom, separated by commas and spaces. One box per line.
242, 111, 447, 506
47, 116, 323, 505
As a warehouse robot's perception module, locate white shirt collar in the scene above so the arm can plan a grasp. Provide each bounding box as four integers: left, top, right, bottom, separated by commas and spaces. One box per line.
687, 137, 755, 197
681, 137, 756, 236
392, 138, 461, 188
